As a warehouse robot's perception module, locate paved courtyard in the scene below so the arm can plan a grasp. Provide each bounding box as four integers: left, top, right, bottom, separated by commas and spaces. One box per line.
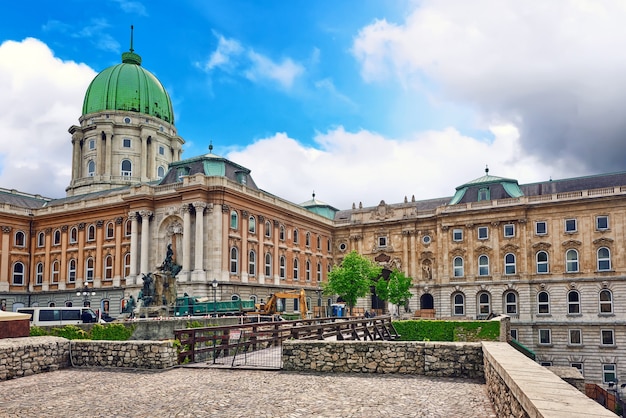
0, 367, 495, 417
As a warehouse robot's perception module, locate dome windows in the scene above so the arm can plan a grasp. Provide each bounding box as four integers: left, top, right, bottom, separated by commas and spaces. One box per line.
123, 138, 132, 148
124, 117, 131, 124
121, 160, 132, 177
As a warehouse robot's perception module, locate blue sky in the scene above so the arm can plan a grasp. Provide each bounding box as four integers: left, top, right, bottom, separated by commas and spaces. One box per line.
2, 1, 626, 209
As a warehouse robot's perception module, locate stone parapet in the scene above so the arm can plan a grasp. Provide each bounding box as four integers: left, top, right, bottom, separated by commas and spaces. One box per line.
70, 340, 177, 369
0, 336, 69, 381
282, 340, 484, 379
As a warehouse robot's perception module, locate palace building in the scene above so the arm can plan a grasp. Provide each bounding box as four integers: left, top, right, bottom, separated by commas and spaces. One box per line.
0, 43, 624, 385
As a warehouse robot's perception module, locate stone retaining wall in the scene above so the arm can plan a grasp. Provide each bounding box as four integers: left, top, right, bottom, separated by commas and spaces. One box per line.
0, 336, 69, 381
282, 340, 484, 379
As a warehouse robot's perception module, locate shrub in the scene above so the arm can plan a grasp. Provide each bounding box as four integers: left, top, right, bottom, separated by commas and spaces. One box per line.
50, 325, 90, 340
90, 323, 134, 340
29, 326, 49, 337
393, 320, 500, 342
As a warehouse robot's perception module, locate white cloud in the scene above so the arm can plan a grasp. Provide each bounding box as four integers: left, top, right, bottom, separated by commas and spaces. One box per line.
352, 0, 626, 175
227, 124, 560, 210
0, 38, 96, 197
245, 51, 304, 89
204, 33, 243, 71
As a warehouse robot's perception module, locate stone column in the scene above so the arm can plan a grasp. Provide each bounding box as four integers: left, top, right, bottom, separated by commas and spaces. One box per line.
104, 132, 112, 177
258, 215, 265, 285
241, 211, 249, 283
129, 212, 139, 284
139, 210, 153, 277
410, 232, 417, 280
273, 220, 280, 285
192, 202, 206, 282
0, 227, 11, 292
181, 204, 191, 280
59, 226, 68, 290
140, 135, 148, 181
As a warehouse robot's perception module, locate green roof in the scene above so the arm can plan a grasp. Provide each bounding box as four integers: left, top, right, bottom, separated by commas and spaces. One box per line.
450, 171, 523, 204
82, 49, 174, 124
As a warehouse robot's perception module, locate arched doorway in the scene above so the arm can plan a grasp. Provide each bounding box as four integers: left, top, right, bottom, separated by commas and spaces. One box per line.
420, 293, 434, 309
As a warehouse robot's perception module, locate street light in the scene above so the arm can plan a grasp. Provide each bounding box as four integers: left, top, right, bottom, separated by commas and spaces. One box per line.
76, 284, 96, 307
212, 279, 218, 317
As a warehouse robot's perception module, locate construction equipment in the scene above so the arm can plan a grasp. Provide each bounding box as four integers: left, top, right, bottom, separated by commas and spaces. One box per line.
253, 289, 309, 319
174, 294, 255, 317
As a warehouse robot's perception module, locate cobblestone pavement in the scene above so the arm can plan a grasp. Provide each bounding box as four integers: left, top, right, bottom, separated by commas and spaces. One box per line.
0, 367, 495, 418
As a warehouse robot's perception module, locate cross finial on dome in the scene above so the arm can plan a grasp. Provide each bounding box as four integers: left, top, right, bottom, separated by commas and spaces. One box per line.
208, 141, 213, 153
122, 25, 142, 65
312, 190, 316, 199
485, 165, 489, 175
130, 25, 134, 53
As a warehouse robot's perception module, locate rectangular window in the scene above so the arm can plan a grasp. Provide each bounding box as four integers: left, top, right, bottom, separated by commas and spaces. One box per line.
565, 219, 577, 233
539, 329, 551, 345
89, 139, 95, 150
378, 237, 387, 247
535, 221, 547, 235
123, 138, 132, 148
603, 364, 617, 384
452, 229, 463, 242
510, 329, 518, 340
568, 329, 582, 345
571, 363, 584, 376
601, 329, 615, 346
540, 361, 553, 367
504, 224, 515, 237
478, 227, 488, 240
596, 215, 609, 231
159, 146, 165, 155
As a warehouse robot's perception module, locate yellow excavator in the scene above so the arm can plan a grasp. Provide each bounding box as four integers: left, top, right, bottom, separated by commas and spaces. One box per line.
254, 289, 308, 319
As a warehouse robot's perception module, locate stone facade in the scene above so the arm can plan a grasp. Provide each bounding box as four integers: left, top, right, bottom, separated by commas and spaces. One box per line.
0, 336, 69, 381
282, 340, 484, 379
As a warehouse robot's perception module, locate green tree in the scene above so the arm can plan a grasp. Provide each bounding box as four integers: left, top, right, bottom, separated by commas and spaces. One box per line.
324, 251, 382, 315
375, 269, 413, 316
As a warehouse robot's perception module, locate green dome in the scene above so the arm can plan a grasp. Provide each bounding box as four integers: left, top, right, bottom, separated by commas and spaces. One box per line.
82, 50, 174, 124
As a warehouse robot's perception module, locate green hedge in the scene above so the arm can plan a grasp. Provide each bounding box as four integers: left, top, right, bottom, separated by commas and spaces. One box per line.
392, 319, 500, 342
30, 323, 134, 340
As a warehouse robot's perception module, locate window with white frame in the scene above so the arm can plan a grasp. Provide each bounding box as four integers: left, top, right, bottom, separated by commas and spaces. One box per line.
566, 249, 579, 273
70, 226, 78, 243
317, 235, 321, 250
453, 293, 465, 315
504, 291, 518, 315
477, 226, 488, 240
35, 263, 44, 285
537, 291, 550, 314
478, 187, 490, 201
53, 230, 61, 246
536, 251, 549, 274
37, 232, 45, 247
596, 215, 609, 231
264, 253, 272, 277
230, 247, 238, 274
124, 220, 131, 237
565, 218, 577, 233
123, 138, 131, 148
248, 216, 256, 234
265, 221, 271, 238
478, 255, 489, 276
478, 292, 491, 316
88, 160, 96, 177
12, 262, 24, 285
569, 329, 582, 345
316, 262, 322, 281
540, 361, 553, 367
279, 256, 286, 279
87, 225, 96, 242
123, 253, 131, 278
293, 258, 299, 280
230, 211, 238, 230
158, 145, 165, 155
453, 257, 464, 277
51, 260, 59, 283
535, 221, 547, 235
378, 236, 387, 247
305, 260, 311, 281
85, 258, 94, 282
293, 229, 299, 244
248, 250, 256, 276
306, 232, 311, 247
504, 253, 516, 275
539, 329, 552, 345
599, 289, 613, 314
106, 222, 114, 239
597, 247, 611, 271
567, 290, 581, 314
14, 231, 25, 247
504, 224, 515, 237
452, 229, 463, 242
104, 255, 113, 280
280, 225, 285, 241
68, 259, 76, 283
601, 329, 615, 346
603, 364, 617, 384
89, 139, 96, 150
121, 159, 132, 177
157, 166, 166, 179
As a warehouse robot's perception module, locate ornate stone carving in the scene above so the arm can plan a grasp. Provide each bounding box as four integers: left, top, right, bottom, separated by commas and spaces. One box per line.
78, 223, 86, 230
193, 202, 207, 212
562, 239, 582, 248
167, 221, 183, 236
96, 220, 104, 228
115, 217, 124, 225
242, 210, 249, 217
450, 248, 466, 257
371, 200, 394, 220
501, 243, 519, 253
474, 245, 492, 254
441, 225, 449, 231
2, 226, 11, 233
222, 204, 230, 213
532, 242, 552, 251
61, 225, 68, 232
139, 210, 153, 219
593, 237, 614, 246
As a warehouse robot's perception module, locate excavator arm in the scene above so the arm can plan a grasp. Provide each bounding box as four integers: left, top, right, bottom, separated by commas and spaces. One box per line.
254, 289, 308, 318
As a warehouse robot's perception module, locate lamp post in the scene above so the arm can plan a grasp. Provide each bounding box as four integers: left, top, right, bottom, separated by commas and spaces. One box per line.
212, 279, 218, 317
316, 286, 322, 318
76, 284, 96, 307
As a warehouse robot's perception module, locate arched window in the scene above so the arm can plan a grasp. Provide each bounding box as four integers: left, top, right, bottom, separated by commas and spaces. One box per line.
68, 259, 77, 283
230, 211, 238, 230
599, 289, 613, 314
37, 232, 45, 247
12, 262, 25, 285
504, 291, 518, 315
104, 255, 113, 280
230, 247, 239, 274
305, 232, 311, 247
53, 229, 61, 245
248, 250, 256, 276
478, 255, 489, 276
305, 260, 311, 281
504, 253, 516, 275
452, 293, 465, 316
121, 159, 132, 177
317, 262, 322, 282
317, 235, 321, 250
264, 253, 272, 277
478, 292, 491, 316
537, 291, 550, 314
157, 166, 166, 179
70, 227, 78, 243
14, 231, 25, 247
567, 290, 581, 314
51, 260, 60, 283
597, 247, 611, 271
566, 249, 579, 273
279, 225, 286, 241
123, 253, 131, 278
279, 256, 286, 279
293, 258, 299, 280
106, 222, 115, 239
85, 257, 95, 282
265, 221, 271, 238
248, 216, 256, 234
87, 224, 96, 241
536, 251, 549, 274
87, 160, 95, 177
250, 295, 258, 304
35, 262, 44, 285
231, 294, 240, 301
453, 257, 464, 277
124, 220, 132, 237
293, 229, 299, 244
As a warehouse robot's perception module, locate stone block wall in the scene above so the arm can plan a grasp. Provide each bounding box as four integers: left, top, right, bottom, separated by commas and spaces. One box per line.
70, 340, 177, 369
0, 336, 69, 381
282, 340, 484, 379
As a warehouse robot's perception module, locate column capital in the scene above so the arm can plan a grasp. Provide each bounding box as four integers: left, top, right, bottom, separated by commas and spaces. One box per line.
193, 202, 207, 211
139, 210, 153, 219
